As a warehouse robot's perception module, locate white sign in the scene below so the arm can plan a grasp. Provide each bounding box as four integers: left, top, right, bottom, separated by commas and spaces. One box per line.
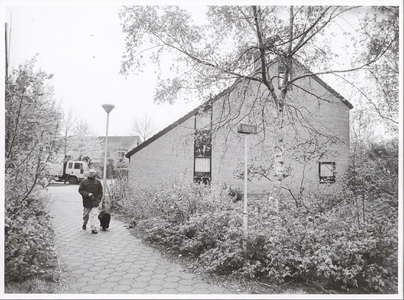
238, 123, 258, 134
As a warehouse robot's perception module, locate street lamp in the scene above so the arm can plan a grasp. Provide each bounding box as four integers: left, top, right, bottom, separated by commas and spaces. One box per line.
102, 104, 115, 192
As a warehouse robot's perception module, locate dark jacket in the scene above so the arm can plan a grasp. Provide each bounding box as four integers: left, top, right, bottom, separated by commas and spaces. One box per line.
79, 177, 103, 208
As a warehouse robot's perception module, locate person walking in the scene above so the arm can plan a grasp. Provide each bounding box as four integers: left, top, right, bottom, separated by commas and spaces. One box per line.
79, 169, 103, 234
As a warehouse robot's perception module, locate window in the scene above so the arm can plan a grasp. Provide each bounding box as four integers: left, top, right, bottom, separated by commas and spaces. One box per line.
278, 63, 292, 90
319, 162, 336, 183
74, 163, 81, 169
195, 157, 210, 172
194, 105, 212, 184
194, 130, 212, 157
194, 157, 211, 184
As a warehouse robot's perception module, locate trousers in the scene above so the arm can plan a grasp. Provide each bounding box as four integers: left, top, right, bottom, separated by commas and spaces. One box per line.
83, 207, 99, 230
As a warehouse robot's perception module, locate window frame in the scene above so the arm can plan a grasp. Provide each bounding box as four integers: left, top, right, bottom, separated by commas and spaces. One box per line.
278, 63, 292, 90
194, 105, 212, 184
319, 162, 336, 184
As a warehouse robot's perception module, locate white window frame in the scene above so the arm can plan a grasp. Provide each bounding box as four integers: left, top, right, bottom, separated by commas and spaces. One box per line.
319, 162, 336, 184
278, 64, 292, 90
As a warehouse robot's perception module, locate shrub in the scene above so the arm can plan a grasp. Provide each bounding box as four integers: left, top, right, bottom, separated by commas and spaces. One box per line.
108, 175, 398, 294
4, 58, 63, 287
108, 174, 222, 222
5, 182, 60, 283
180, 209, 243, 258
239, 189, 398, 293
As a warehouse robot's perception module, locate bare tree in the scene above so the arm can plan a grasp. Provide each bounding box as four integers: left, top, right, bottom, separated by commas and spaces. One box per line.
61, 108, 78, 156
69, 119, 102, 160
60, 108, 102, 161
129, 113, 157, 142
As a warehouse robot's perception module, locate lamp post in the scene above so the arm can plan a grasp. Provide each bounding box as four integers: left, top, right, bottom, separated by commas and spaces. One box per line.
102, 104, 115, 192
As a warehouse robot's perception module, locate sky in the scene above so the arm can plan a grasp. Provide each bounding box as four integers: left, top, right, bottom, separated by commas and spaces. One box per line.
1, 0, 400, 138
3, 1, 209, 137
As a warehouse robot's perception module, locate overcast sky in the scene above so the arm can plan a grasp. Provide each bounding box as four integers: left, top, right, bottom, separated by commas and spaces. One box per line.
3, 1, 208, 137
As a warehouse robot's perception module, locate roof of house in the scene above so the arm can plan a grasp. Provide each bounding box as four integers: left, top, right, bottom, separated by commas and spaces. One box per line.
126, 60, 353, 158
125, 97, 219, 159
293, 60, 353, 109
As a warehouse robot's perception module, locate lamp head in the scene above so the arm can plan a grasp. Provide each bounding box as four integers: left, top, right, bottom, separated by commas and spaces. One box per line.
102, 104, 115, 114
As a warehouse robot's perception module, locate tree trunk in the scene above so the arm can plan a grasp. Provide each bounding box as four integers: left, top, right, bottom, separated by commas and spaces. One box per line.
269, 6, 294, 212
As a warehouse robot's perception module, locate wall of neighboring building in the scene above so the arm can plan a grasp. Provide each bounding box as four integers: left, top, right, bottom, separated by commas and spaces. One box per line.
127, 118, 195, 186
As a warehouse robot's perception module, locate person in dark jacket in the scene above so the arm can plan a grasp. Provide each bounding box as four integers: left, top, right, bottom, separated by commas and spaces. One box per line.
79, 169, 103, 234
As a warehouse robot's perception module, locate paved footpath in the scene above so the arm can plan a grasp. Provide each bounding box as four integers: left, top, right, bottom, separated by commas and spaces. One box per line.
46, 183, 234, 295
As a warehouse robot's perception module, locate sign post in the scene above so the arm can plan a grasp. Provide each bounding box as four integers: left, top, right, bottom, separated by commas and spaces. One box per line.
237, 123, 258, 255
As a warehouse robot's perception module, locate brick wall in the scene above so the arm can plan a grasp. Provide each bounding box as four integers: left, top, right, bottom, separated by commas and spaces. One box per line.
128, 117, 195, 186
209, 62, 350, 196
128, 62, 351, 196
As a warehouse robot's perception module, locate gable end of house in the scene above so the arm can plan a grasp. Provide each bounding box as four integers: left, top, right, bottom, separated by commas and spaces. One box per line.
125, 107, 201, 158
126, 60, 352, 158
291, 59, 353, 110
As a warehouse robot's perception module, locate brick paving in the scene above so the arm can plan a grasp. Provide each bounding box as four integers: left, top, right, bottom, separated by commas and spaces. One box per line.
47, 183, 234, 295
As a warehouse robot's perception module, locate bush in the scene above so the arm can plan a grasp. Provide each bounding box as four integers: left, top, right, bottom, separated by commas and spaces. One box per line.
240, 188, 398, 293
108, 174, 222, 221
5, 180, 61, 283
4, 58, 64, 288
108, 175, 398, 294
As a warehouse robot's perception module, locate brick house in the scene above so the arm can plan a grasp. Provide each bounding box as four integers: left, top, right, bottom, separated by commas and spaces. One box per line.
126, 60, 353, 197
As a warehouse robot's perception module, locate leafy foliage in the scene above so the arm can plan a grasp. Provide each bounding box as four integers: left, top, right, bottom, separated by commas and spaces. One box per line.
349, 6, 399, 130
4, 187, 60, 283
5, 58, 63, 284
119, 6, 368, 104
5, 57, 62, 195
110, 167, 398, 293
350, 139, 398, 207
119, 5, 398, 125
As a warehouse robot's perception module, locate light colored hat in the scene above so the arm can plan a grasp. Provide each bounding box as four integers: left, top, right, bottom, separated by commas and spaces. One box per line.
89, 169, 96, 174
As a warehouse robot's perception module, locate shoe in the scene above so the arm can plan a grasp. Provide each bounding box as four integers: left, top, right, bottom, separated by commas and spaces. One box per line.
82, 224, 86, 230
92, 230, 98, 234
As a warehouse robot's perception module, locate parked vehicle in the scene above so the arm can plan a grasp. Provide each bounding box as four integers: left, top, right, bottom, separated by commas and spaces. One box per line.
47, 160, 90, 184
